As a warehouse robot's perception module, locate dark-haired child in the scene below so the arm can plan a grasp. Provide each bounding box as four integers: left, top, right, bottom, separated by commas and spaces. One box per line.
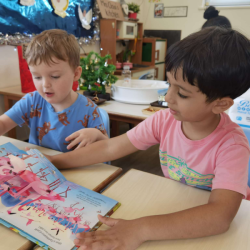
50, 27, 250, 249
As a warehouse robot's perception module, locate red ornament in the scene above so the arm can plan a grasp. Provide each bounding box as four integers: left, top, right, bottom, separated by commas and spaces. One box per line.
17, 46, 36, 93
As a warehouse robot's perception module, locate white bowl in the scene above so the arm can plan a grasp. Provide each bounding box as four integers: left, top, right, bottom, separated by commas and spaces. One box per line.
111, 80, 169, 104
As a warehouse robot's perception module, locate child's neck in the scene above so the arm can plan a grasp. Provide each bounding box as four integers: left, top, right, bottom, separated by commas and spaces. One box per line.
182, 113, 221, 141
52, 91, 78, 113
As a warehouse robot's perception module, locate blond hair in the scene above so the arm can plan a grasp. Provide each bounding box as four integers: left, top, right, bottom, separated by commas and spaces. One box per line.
25, 29, 80, 70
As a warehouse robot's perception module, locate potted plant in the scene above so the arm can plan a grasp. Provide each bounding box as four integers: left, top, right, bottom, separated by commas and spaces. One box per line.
128, 2, 140, 19
79, 52, 118, 100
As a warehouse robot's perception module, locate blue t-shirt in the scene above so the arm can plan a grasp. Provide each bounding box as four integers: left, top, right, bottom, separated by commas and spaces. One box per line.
5, 91, 106, 152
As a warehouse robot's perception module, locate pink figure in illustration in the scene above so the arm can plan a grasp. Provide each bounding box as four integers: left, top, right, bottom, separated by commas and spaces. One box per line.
74, 221, 90, 234
63, 202, 84, 214
18, 192, 64, 212
7, 192, 40, 214
21, 215, 40, 226
53, 211, 67, 225
66, 213, 83, 233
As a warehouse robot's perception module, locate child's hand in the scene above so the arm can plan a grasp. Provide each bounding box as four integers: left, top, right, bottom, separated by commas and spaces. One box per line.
74, 215, 145, 250
66, 128, 107, 150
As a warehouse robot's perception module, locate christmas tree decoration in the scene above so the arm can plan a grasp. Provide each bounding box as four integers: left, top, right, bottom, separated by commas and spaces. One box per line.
79, 51, 118, 97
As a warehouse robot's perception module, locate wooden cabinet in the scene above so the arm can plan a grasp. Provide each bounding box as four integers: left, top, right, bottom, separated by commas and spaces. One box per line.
100, 19, 143, 65
142, 38, 167, 81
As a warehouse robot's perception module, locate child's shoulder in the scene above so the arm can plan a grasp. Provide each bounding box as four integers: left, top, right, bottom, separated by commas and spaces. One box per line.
219, 112, 249, 149
76, 94, 97, 108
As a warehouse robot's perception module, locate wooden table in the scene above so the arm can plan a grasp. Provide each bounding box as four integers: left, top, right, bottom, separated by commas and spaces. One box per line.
0, 85, 151, 138
0, 136, 122, 250
99, 169, 250, 250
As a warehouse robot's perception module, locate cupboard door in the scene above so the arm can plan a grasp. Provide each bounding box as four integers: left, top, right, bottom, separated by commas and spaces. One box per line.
155, 41, 167, 63
155, 63, 166, 81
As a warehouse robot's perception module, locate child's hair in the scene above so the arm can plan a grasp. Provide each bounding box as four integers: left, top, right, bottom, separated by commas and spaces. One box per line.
165, 27, 250, 102
202, 6, 231, 29
25, 29, 80, 70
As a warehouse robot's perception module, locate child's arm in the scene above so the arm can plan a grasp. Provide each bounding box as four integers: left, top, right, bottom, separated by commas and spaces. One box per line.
74, 188, 242, 250
0, 114, 17, 135
65, 128, 108, 150
51, 133, 138, 169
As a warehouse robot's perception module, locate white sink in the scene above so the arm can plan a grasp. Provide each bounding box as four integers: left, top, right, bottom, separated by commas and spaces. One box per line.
111, 80, 169, 104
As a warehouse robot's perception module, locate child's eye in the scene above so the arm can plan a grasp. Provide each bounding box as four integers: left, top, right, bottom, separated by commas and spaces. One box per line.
34, 77, 41, 80
178, 92, 188, 99
51, 76, 60, 79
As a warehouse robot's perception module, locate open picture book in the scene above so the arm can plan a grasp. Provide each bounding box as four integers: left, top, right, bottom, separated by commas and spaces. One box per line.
0, 142, 120, 250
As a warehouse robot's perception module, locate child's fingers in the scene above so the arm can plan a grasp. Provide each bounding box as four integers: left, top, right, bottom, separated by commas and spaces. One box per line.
67, 137, 82, 150
65, 132, 78, 141
75, 141, 88, 150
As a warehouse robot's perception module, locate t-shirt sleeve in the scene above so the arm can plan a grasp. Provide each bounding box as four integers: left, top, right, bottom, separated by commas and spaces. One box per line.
4, 93, 33, 127
127, 110, 164, 150
212, 144, 250, 198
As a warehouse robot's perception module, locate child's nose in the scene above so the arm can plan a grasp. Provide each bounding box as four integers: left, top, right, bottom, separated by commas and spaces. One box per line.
43, 78, 51, 88
165, 90, 174, 104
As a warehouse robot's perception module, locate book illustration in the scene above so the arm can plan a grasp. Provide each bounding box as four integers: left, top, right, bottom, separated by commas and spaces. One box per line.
0, 143, 120, 250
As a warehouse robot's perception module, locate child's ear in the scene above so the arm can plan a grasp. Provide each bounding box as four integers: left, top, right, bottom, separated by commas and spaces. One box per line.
212, 97, 234, 114
73, 66, 82, 81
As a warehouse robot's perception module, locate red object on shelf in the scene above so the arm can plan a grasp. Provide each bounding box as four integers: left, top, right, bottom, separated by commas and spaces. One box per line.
128, 13, 137, 19
17, 46, 36, 93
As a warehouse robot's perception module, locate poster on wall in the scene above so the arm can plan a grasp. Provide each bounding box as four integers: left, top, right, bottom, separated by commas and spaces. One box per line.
0, 0, 94, 39
163, 6, 188, 18
154, 3, 164, 18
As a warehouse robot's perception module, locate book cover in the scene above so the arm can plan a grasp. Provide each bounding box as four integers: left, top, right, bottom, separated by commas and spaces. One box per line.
0, 143, 120, 250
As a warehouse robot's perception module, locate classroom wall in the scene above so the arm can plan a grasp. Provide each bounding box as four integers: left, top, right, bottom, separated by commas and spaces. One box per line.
142, 0, 250, 39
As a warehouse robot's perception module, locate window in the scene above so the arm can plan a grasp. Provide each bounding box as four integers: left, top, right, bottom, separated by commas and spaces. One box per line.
205, 0, 250, 6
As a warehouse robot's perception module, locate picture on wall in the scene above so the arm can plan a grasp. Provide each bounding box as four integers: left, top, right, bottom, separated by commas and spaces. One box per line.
154, 3, 164, 18
163, 6, 188, 18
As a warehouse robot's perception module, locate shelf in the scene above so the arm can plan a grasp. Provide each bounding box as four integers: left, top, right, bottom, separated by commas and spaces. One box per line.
116, 38, 142, 41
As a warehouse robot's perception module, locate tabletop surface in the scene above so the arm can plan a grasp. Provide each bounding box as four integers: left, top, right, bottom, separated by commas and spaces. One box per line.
0, 136, 122, 250
100, 169, 250, 250
0, 85, 152, 120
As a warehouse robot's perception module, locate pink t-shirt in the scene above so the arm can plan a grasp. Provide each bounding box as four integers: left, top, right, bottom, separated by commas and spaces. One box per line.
127, 109, 250, 199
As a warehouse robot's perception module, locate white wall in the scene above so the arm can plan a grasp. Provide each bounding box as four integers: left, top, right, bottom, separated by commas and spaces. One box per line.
142, 0, 250, 39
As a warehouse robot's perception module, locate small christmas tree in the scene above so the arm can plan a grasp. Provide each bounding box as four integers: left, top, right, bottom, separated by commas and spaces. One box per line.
79, 52, 118, 95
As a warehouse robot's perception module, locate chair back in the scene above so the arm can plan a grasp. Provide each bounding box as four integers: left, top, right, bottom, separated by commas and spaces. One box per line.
98, 108, 110, 165
240, 126, 250, 187
98, 108, 110, 138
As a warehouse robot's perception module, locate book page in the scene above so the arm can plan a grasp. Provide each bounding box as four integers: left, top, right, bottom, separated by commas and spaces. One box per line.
0, 145, 119, 250
0, 181, 119, 250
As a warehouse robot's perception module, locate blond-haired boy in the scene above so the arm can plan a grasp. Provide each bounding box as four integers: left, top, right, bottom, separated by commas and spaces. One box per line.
1, 29, 107, 152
